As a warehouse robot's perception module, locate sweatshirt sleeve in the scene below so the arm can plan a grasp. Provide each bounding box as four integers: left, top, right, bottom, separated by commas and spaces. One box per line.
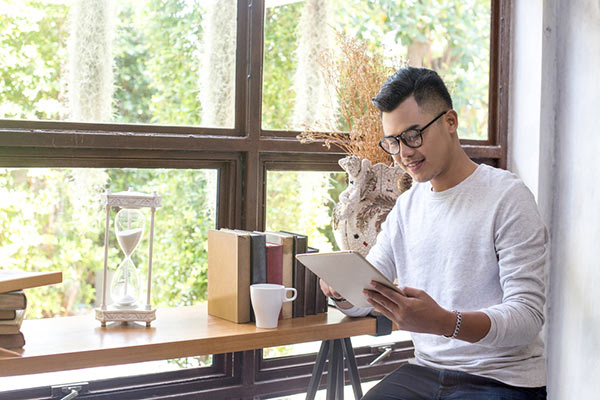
477, 182, 548, 347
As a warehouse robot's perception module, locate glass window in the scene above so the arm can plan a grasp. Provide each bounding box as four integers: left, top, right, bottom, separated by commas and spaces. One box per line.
0, 356, 212, 392
264, 169, 342, 359
0, 0, 236, 127
262, 0, 491, 140
0, 167, 217, 319
265, 170, 345, 252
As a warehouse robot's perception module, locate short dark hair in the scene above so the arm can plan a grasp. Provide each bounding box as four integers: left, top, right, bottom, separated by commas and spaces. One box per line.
372, 67, 453, 113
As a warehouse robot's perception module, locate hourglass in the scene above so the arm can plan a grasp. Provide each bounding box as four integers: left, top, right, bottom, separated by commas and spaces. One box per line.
96, 188, 162, 327
112, 208, 144, 308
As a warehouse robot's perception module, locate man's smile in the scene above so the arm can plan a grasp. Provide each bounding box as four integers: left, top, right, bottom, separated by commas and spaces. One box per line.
404, 159, 424, 172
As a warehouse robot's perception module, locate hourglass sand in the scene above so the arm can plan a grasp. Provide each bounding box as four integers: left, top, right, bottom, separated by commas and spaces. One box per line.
96, 188, 161, 327
112, 209, 144, 308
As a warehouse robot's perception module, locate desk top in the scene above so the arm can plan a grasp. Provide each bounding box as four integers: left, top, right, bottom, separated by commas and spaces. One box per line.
0, 305, 376, 377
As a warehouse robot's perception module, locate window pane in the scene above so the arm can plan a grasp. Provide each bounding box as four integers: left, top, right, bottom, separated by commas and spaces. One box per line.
0, 0, 236, 127
264, 170, 343, 359
0, 167, 217, 318
0, 356, 212, 392
265, 170, 344, 252
262, 0, 490, 140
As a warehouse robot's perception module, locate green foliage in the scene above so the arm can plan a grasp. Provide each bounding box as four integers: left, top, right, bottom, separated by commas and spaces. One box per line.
266, 171, 344, 252
262, 2, 303, 130
113, 0, 205, 125
262, 0, 491, 139
334, 0, 491, 140
0, 0, 69, 120
113, 4, 155, 123
0, 168, 106, 318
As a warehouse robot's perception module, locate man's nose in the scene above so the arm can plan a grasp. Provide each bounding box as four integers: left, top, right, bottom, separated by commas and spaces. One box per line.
399, 141, 416, 159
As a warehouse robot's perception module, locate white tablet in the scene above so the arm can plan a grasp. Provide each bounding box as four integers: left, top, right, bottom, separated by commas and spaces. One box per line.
296, 250, 399, 308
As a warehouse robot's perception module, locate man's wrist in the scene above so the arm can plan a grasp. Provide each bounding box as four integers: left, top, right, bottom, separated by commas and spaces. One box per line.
442, 310, 462, 339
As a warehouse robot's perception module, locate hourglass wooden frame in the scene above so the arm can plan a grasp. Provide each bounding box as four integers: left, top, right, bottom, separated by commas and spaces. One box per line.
96, 188, 162, 327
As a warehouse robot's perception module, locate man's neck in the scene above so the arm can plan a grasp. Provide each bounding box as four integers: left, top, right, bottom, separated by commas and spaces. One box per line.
430, 150, 478, 192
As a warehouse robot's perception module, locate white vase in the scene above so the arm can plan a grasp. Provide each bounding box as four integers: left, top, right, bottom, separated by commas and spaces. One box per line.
332, 155, 412, 257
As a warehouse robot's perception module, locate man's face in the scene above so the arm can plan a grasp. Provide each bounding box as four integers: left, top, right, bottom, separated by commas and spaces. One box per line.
381, 96, 455, 184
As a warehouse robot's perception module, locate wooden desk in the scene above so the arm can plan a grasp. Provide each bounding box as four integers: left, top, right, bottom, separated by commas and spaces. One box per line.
0, 304, 377, 377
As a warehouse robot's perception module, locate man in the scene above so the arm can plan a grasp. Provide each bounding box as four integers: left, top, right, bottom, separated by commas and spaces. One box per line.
320, 67, 548, 399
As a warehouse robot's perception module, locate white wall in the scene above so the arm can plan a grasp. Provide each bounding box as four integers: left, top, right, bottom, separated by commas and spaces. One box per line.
510, 0, 600, 398
507, 0, 543, 199
545, 0, 600, 398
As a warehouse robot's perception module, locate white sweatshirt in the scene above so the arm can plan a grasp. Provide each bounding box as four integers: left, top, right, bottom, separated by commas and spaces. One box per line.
339, 163, 548, 387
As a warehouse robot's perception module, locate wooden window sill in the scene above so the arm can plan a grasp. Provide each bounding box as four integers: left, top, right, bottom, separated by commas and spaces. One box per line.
0, 304, 376, 377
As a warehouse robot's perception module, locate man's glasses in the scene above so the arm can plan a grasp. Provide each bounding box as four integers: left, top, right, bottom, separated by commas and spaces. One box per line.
379, 110, 448, 155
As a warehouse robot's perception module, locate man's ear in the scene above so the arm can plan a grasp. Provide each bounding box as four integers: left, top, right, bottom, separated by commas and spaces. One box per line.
445, 109, 458, 136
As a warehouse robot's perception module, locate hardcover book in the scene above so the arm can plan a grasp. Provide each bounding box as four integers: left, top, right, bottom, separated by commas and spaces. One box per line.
280, 231, 307, 318
0, 331, 25, 349
264, 232, 294, 319
207, 229, 251, 324
233, 230, 267, 286
313, 250, 329, 313
265, 242, 283, 285
302, 246, 320, 315
0, 310, 16, 321
0, 309, 25, 334
0, 290, 27, 310
234, 230, 267, 322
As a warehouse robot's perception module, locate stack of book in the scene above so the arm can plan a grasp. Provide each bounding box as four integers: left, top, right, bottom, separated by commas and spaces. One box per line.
0, 271, 62, 350
207, 229, 328, 324
0, 290, 26, 349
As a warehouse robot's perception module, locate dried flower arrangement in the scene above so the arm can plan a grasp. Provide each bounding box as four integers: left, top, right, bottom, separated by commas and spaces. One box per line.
297, 33, 405, 165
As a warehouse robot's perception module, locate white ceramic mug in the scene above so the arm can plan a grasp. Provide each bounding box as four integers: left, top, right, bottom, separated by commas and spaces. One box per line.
250, 284, 297, 329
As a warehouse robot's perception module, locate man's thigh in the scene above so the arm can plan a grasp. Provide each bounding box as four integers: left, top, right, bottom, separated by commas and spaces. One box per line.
361, 364, 440, 400
441, 378, 547, 400
361, 364, 547, 400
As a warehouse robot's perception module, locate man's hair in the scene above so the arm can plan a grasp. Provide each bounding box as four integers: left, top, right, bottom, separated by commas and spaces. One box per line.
372, 67, 453, 113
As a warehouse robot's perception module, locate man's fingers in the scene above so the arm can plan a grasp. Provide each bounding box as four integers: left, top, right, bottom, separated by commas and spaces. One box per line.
365, 293, 388, 311
398, 286, 421, 298
319, 279, 342, 299
364, 288, 394, 310
319, 279, 332, 297
369, 281, 406, 303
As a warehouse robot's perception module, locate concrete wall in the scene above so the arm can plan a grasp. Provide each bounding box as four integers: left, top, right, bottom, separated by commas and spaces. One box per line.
510, 0, 600, 398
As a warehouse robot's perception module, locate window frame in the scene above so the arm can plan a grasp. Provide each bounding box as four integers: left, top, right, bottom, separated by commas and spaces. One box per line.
0, 0, 510, 397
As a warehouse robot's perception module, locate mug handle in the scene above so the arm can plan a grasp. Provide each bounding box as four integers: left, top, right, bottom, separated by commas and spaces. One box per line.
283, 288, 297, 302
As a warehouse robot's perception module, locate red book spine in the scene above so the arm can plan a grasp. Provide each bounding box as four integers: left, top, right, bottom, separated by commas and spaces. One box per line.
266, 242, 283, 285
266, 242, 284, 319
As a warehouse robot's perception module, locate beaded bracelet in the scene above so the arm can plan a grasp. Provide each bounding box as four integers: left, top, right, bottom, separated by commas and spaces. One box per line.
443, 310, 462, 339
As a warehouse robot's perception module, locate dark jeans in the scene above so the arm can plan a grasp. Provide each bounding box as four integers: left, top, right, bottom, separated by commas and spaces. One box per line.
362, 364, 547, 400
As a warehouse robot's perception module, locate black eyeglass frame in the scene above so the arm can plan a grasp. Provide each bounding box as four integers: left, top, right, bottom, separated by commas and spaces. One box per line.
378, 110, 449, 155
